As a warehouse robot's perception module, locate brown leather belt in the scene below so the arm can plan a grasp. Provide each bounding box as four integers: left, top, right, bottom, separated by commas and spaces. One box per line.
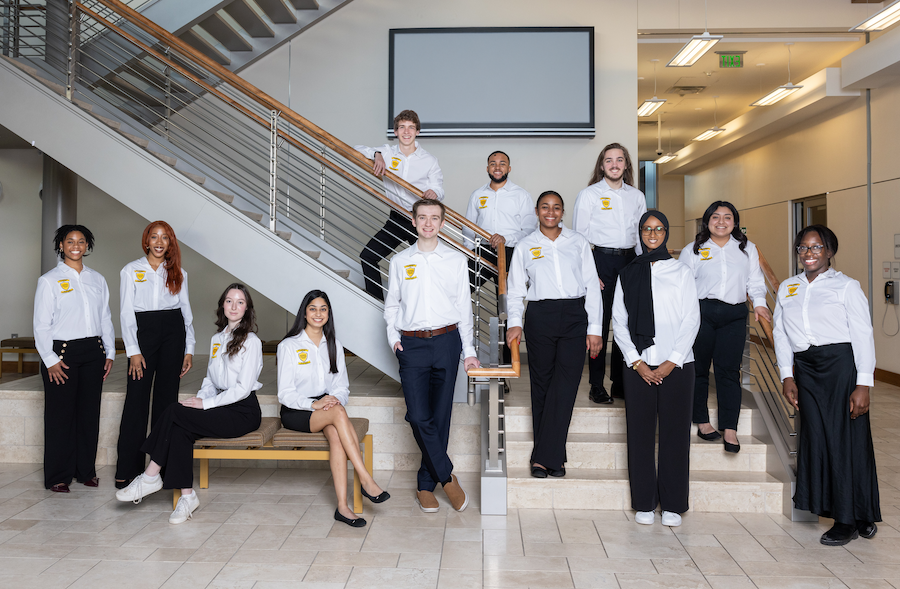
401, 324, 458, 339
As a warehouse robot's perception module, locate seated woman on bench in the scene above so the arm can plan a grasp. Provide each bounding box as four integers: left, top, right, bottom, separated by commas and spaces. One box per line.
278, 289, 390, 527
116, 283, 263, 525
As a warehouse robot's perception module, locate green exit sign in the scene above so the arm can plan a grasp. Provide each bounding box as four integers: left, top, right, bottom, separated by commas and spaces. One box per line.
720, 54, 743, 68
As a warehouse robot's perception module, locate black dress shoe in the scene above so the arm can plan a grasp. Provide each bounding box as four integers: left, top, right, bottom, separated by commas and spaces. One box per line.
361, 487, 391, 503
548, 467, 566, 477
857, 521, 878, 539
696, 429, 722, 441
610, 387, 625, 399
589, 385, 614, 405
531, 466, 548, 478
334, 508, 366, 528
820, 523, 859, 546
723, 438, 741, 453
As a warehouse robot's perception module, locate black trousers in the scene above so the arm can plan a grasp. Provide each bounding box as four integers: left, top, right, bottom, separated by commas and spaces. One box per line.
41, 337, 106, 488
589, 249, 635, 393
396, 330, 462, 492
469, 245, 514, 364
623, 361, 694, 514
691, 299, 747, 431
141, 393, 261, 489
116, 309, 186, 481
360, 210, 416, 301
525, 298, 587, 470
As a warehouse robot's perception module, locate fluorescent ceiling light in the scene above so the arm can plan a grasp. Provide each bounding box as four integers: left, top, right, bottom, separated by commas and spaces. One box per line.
850, 0, 900, 32
654, 153, 676, 164
693, 126, 726, 141
667, 32, 723, 67
751, 82, 803, 106
638, 97, 666, 117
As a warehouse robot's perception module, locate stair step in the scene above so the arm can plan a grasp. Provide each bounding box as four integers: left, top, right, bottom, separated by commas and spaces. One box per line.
118, 130, 149, 149
90, 113, 122, 131
180, 170, 207, 185
275, 230, 291, 241
333, 269, 351, 279
507, 468, 784, 513
256, 0, 298, 23
208, 190, 235, 204
240, 209, 264, 222
224, 1, 275, 38
302, 250, 321, 259
505, 432, 767, 472
149, 151, 177, 166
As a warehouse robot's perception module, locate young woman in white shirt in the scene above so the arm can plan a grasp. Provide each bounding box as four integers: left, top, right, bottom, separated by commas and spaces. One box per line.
34, 225, 115, 492
774, 225, 879, 546
116, 284, 263, 525
612, 211, 700, 527
506, 191, 603, 479
278, 290, 389, 528
116, 221, 195, 489
680, 202, 770, 453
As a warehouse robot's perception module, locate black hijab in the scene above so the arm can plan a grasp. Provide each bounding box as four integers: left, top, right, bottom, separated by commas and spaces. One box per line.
619, 211, 672, 354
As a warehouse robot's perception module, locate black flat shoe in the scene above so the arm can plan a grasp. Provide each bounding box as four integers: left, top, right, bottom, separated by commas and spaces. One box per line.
115, 477, 134, 490
696, 429, 721, 441
548, 467, 566, 477
857, 521, 878, 539
531, 466, 548, 478
724, 439, 741, 453
361, 487, 391, 503
820, 523, 858, 546
589, 385, 614, 405
334, 508, 366, 528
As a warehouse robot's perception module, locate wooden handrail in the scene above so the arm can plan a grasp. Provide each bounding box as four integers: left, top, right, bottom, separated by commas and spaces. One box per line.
467, 339, 520, 378
76, 1, 497, 273
757, 249, 781, 293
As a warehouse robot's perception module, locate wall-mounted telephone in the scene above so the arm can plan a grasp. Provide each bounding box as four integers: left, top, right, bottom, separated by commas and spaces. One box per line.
887, 281, 899, 305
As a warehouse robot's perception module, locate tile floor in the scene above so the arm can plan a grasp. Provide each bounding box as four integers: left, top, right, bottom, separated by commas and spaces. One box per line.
3, 375, 900, 587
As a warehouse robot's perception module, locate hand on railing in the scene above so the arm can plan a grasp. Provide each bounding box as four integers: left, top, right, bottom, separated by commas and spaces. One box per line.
467, 338, 520, 378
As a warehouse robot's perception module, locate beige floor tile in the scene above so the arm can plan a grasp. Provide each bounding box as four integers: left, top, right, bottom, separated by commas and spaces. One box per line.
312, 550, 399, 567
825, 563, 900, 578
737, 561, 835, 577
651, 558, 702, 575
213, 562, 311, 583
159, 562, 225, 588
841, 580, 898, 588
398, 551, 442, 569
66, 560, 181, 589
705, 576, 757, 588
0, 555, 57, 575
483, 529, 524, 556
675, 513, 748, 536
566, 557, 654, 573
675, 533, 722, 547
683, 546, 743, 575
440, 540, 484, 570
715, 533, 775, 562
229, 548, 318, 565
570, 571, 624, 588
524, 542, 607, 558
361, 523, 444, 553
749, 577, 848, 588
769, 546, 862, 563
602, 533, 691, 560
302, 564, 352, 583
615, 573, 712, 588
437, 569, 484, 588
345, 566, 439, 588
846, 538, 900, 564
483, 568, 574, 588
484, 553, 569, 571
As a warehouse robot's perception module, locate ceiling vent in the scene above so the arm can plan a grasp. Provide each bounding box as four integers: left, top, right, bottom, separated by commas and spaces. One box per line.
666, 76, 709, 96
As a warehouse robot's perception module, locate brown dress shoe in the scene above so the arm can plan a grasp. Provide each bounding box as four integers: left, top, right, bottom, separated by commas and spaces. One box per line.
50, 483, 70, 493
81, 477, 100, 487
416, 490, 440, 513
442, 474, 469, 512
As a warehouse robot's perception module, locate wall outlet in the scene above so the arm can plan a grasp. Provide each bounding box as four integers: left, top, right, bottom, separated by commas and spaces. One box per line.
10, 333, 17, 338
884, 262, 893, 279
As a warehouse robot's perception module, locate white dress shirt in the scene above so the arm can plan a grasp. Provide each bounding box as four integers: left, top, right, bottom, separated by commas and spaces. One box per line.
33, 261, 116, 368
612, 258, 701, 368
679, 238, 768, 308
773, 268, 875, 387
354, 142, 444, 211
196, 331, 263, 409
462, 180, 537, 249
507, 227, 602, 336
572, 179, 647, 253
384, 240, 476, 358
277, 330, 350, 411
119, 257, 196, 357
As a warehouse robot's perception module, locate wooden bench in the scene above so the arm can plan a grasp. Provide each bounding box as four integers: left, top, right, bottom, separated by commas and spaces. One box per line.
173, 416, 373, 514
0, 337, 126, 378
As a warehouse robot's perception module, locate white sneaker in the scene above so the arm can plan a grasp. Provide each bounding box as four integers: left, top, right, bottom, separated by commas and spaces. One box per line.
661, 511, 682, 527
635, 510, 655, 525
169, 492, 200, 524
115, 473, 163, 504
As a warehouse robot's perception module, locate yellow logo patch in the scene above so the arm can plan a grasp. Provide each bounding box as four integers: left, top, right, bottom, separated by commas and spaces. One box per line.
404, 264, 417, 280
786, 284, 800, 298
211, 343, 220, 358
530, 247, 543, 260
296, 349, 310, 365
134, 270, 147, 282
699, 248, 712, 261
58, 279, 72, 293
390, 157, 401, 170
600, 197, 612, 210
478, 196, 489, 209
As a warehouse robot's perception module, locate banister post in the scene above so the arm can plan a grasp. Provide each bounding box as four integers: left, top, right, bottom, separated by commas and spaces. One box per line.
66, 0, 78, 101
268, 110, 279, 232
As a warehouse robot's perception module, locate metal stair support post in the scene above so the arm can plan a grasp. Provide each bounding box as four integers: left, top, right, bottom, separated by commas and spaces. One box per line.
268, 109, 278, 232
66, 0, 77, 100
480, 316, 507, 515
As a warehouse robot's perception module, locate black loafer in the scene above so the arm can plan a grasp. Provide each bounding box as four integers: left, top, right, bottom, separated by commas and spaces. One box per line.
820, 523, 859, 546
361, 488, 391, 503
115, 477, 134, 490
548, 467, 566, 477
334, 508, 366, 528
589, 385, 614, 405
531, 466, 548, 478
696, 429, 722, 441
857, 521, 878, 539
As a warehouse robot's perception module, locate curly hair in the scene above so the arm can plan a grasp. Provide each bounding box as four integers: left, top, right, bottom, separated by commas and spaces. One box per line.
215, 283, 257, 358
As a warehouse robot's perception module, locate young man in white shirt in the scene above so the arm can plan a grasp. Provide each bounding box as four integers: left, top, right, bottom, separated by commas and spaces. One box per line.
572, 143, 647, 405
384, 200, 480, 513
355, 110, 444, 301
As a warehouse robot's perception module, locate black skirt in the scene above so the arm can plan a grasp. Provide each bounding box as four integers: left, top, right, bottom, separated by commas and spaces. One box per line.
793, 343, 880, 524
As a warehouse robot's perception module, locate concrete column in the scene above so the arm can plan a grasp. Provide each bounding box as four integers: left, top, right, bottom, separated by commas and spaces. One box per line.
41, 154, 77, 273
44, 0, 69, 74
